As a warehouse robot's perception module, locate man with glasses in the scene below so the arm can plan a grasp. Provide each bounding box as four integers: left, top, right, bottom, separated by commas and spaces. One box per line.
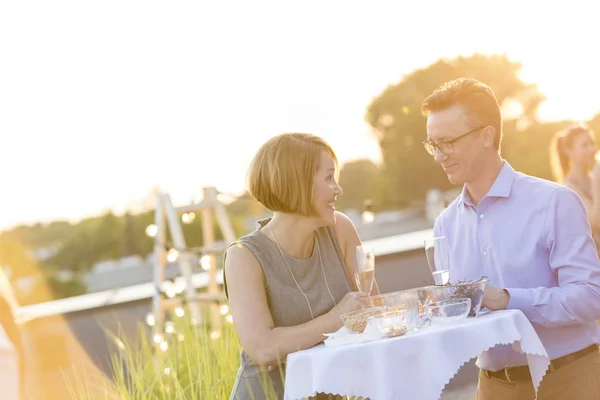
421, 78, 600, 399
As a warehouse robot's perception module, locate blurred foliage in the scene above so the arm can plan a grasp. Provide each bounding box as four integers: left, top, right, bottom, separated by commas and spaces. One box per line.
336, 159, 380, 211
0, 194, 263, 303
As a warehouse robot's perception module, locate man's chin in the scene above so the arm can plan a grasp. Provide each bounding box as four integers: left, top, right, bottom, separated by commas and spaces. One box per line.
446, 173, 463, 186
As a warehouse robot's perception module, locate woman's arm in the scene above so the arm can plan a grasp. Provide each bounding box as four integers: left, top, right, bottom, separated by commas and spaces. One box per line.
333, 212, 380, 295
589, 166, 600, 232
224, 244, 365, 367
567, 178, 600, 232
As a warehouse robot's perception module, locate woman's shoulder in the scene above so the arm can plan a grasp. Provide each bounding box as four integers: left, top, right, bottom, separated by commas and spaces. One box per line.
331, 211, 359, 242
315, 211, 360, 258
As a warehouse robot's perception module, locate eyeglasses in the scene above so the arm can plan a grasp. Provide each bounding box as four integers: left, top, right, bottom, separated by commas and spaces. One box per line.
422, 125, 486, 156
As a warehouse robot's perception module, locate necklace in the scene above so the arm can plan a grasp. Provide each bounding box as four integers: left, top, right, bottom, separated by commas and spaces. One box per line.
266, 225, 337, 320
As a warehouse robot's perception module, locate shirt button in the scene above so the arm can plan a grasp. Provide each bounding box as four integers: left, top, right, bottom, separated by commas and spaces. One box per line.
482, 251, 487, 256
480, 214, 485, 219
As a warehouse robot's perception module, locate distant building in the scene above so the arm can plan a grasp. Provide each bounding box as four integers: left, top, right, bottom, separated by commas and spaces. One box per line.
83, 254, 210, 293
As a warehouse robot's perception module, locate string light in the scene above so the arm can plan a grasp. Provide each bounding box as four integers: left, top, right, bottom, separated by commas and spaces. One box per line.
159, 340, 169, 352
200, 255, 211, 270
145, 224, 158, 238
167, 249, 179, 263
181, 212, 195, 224
145, 313, 156, 327
361, 200, 375, 224
174, 307, 185, 317
210, 331, 221, 340
225, 315, 233, 324
219, 304, 229, 315
165, 321, 175, 334
362, 211, 375, 224
162, 281, 177, 298
174, 277, 186, 294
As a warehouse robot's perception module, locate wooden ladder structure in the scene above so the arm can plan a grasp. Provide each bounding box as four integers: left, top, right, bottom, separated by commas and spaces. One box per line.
150, 186, 236, 337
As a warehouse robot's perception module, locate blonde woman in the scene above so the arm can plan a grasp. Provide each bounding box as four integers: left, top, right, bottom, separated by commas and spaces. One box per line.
550, 123, 600, 246
224, 133, 379, 400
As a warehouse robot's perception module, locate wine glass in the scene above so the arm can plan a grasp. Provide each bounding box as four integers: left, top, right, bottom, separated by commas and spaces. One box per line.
424, 236, 451, 285
355, 245, 375, 294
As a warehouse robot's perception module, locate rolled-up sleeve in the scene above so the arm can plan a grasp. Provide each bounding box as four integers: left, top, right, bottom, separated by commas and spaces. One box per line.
507, 187, 600, 326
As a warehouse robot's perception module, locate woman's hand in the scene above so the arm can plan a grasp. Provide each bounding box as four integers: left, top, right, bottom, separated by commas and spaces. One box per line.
326, 291, 369, 328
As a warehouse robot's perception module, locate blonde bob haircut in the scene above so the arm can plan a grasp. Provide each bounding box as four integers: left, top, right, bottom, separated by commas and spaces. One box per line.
247, 133, 338, 216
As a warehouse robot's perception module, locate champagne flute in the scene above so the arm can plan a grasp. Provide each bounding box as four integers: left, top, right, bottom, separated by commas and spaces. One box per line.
355, 245, 375, 295
424, 236, 451, 285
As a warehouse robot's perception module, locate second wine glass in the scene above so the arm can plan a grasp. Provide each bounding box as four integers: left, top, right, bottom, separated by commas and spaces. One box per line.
424, 236, 451, 285
355, 245, 375, 294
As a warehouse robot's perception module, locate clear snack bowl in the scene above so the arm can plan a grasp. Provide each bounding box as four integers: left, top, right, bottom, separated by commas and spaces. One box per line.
423, 298, 471, 326
422, 278, 488, 317
367, 308, 419, 337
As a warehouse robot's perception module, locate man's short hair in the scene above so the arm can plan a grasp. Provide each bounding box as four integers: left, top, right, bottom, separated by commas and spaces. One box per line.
422, 78, 503, 150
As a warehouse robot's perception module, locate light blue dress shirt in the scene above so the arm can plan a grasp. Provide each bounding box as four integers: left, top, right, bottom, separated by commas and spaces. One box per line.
434, 161, 600, 371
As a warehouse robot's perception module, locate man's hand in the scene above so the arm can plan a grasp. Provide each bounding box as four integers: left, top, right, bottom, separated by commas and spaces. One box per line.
482, 285, 510, 311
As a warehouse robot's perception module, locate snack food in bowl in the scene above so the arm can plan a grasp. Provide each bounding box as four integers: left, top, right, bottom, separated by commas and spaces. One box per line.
340, 306, 387, 333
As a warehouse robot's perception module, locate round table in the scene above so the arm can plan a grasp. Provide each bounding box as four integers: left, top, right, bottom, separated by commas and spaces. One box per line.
284, 310, 550, 400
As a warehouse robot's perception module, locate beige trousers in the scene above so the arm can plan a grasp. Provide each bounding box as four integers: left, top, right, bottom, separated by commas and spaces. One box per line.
476, 350, 600, 400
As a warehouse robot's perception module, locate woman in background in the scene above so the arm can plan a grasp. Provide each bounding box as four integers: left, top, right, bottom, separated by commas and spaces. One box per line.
550, 122, 600, 248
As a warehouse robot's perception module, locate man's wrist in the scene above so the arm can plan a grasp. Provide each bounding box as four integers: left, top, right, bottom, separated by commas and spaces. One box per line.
501, 288, 510, 310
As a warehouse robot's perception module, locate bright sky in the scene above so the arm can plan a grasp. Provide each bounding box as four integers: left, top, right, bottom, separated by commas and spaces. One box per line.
1, 1, 598, 229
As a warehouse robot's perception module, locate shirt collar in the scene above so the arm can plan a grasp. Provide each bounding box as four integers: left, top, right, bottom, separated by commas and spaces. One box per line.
457, 161, 517, 208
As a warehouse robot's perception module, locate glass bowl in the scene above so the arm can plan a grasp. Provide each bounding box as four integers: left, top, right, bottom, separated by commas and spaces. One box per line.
367, 308, 419, 337
422, 278, 488, 317
424, 298, 471, 325
340, 306, 387, 333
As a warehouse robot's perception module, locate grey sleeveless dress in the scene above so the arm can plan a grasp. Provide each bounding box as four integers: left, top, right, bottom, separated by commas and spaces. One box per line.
224, 218, 353, 400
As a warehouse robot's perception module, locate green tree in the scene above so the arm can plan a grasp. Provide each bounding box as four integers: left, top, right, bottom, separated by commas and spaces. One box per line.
122, 211, 141, 256
337, 159, 380, 211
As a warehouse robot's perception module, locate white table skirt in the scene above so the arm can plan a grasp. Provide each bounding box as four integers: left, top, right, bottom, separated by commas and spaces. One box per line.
284, 310, 550, 400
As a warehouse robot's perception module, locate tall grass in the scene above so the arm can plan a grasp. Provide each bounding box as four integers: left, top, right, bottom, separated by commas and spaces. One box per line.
66, 310, 356, 400
66, 310, 252, 399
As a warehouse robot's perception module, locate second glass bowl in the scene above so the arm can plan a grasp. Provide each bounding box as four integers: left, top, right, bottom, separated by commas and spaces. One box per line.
423, 298, 471, 326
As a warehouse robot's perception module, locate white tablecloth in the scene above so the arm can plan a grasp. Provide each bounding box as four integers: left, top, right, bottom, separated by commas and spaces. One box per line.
284, 310, 550, 400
